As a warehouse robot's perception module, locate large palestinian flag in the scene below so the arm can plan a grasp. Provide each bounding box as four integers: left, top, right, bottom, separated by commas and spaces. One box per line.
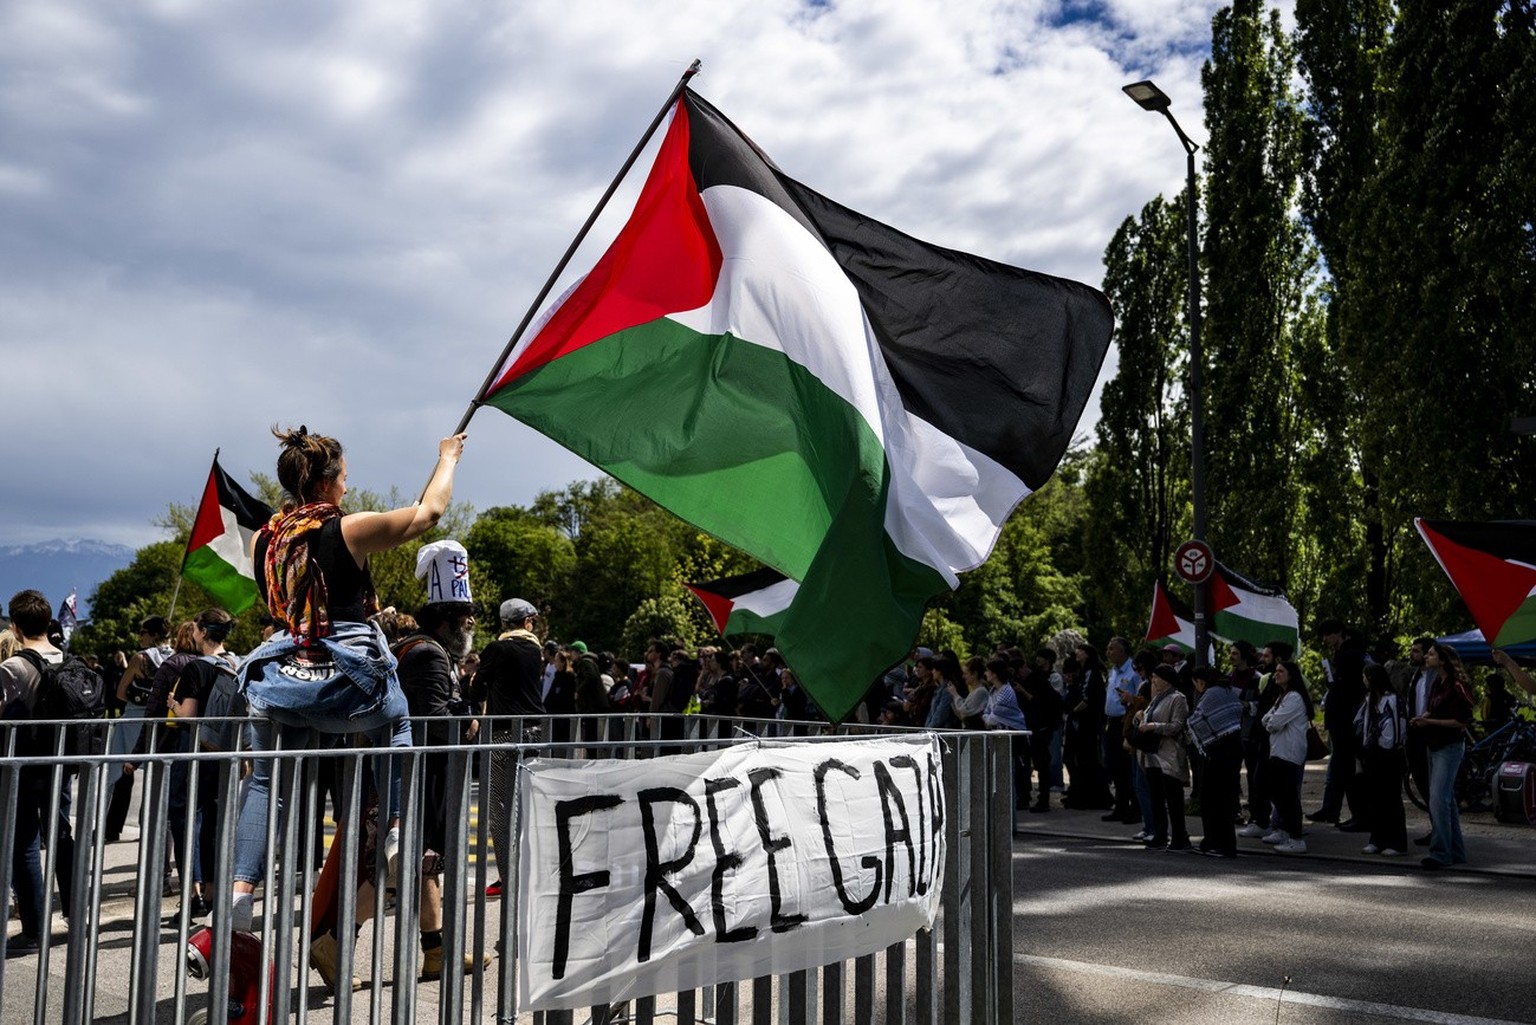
183, 454, 273, 614
1417, 519, 1536, 647
1145, 578, 1197, 653
481, 89, 1114, 721
686, 568, 798, 639
1208, 563, 1299, 652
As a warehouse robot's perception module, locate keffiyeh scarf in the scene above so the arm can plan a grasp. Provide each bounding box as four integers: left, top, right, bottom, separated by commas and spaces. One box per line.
260, 503, 376, 646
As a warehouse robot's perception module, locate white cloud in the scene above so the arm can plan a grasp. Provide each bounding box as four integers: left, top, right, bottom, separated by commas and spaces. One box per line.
0, 0, 1260, 551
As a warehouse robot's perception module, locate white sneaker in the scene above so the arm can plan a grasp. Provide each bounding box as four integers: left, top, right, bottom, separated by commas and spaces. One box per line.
1380, 848, 1404, 857
384, 825, 401, 887
1275, 838, 1308, 854
1261, 830, 1288, 845
230, 893, 254, 932
1238, 822, 1267, 838
1131, 830, 1150, 842
1362, 843, 1380, 854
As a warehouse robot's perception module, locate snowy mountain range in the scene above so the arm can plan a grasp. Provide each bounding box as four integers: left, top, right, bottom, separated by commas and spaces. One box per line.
0, 539, 137, 619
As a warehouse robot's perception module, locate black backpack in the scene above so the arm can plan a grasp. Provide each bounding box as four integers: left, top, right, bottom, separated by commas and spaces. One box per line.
196, 655, 246, 752
17, 649, 107, 760
124, 645, 169, 706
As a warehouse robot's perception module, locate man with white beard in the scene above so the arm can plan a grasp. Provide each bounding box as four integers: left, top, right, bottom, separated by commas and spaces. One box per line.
391, 540, 487, 981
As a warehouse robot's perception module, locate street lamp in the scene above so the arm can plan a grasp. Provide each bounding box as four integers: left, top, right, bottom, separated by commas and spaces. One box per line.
1124, 79, 1209, 668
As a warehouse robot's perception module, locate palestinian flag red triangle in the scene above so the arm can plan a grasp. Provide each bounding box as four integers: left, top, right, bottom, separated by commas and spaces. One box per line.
1145, 578, 1196, 652
1416, 519, 1536, 647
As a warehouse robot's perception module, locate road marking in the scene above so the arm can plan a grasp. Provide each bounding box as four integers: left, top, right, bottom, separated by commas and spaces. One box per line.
1016, 953, 1528, 1025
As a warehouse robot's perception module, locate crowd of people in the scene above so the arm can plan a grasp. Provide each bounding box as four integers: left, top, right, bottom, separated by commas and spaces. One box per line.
849, 625, 1517, 869
3, 422, 1534, 987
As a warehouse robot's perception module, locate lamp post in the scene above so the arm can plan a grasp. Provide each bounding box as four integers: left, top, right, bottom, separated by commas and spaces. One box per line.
1124, 79, 1209, 668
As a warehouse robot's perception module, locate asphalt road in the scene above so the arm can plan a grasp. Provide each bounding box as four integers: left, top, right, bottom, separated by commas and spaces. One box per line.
1009, 833, 1536, 1025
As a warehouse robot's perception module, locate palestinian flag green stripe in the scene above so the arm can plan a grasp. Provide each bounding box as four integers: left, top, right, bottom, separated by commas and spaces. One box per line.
183, 543, 260, 615
485, 322, 950, 687
1208, 564, 1299, 652
489, 320, 879, 581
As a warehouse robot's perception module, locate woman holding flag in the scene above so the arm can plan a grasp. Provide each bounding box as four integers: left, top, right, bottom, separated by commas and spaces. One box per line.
227, 426, 466, 931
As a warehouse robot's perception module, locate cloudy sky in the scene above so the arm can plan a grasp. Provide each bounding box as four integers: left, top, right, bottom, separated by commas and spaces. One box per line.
1, 0, 1263, 549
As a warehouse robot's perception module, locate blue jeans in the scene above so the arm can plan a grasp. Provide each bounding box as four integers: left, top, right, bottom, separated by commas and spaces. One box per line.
1426, 742, 1466, 865
232, 716, 411, 885
1132, 758, 1153, 833
165, 730, 200, 887
8, 767, 75, 938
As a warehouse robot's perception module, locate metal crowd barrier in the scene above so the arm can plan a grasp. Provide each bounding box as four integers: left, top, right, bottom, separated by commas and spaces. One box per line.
1, 712, 1018, 1024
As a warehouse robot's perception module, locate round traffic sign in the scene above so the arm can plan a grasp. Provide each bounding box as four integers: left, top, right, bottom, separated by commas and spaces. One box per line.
1173, 539, 1214, 584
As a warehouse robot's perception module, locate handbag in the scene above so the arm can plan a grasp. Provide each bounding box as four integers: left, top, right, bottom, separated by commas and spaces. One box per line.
1305, 723, 1331, 761
1128, 727, 1162, 753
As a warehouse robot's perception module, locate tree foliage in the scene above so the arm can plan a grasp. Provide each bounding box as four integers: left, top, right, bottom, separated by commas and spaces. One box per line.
1200, 0, 1311, 589
1083, 196, 1190, 635
73, 1, 1536, 667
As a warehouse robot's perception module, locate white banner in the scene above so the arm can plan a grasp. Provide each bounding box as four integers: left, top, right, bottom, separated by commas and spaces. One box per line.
515, 734, 946, 1011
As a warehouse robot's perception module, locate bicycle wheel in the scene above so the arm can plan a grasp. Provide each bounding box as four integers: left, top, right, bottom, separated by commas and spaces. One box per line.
1460, 758, 1494, 811
1404, 768, 1429, 812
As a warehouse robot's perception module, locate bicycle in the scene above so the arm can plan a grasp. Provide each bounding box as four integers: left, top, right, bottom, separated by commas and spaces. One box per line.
1404, 716, 1536, 814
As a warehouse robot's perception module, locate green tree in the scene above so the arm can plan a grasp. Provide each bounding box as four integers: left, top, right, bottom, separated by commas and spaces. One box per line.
464, 508, 577, 616
1337, 0, 1536, 632
1200, 0, 1311, 589
1293, 0, 1392, 633
620, 588, 700, 658
1083, 196, 1191, 637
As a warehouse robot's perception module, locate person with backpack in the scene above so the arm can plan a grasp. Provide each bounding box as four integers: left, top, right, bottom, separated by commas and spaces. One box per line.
0, 589, 96, 955
122, 620, 203, 899
1354, 663, 1407, 857
104, 615, 172, 841
166, 608, 241, 918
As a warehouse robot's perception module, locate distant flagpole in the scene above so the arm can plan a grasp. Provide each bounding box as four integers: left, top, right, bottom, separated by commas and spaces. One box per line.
450, 59, 702, 437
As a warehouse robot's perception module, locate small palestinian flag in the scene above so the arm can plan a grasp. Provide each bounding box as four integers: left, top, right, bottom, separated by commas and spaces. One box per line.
480, 88, 1113, 721
1417, 519, 1536, 647
1208, 563, 1299, 653
183, 453, 273, 614
1145, 578, 1196, 652
686, 568, 798, 639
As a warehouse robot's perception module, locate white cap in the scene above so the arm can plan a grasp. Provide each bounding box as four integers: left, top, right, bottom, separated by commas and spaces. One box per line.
415, 539, 473, 605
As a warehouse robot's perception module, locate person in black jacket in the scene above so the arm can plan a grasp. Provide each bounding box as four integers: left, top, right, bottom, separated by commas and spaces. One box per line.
1018, 669, 1065, 812
1311, 620, 1367, 827
1064, 643, 1111, 810
469, 597, 545, 898
386, 545, 488, 983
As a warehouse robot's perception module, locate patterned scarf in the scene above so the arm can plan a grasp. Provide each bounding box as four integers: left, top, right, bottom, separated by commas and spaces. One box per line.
260, 502, 352, 646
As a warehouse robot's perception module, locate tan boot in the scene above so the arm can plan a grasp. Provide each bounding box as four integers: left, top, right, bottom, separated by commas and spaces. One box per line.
420, 944, 491, 980
308, 931, 362, 992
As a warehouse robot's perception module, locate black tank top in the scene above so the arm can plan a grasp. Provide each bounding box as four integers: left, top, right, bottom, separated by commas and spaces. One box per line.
254, 516, 373, 626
